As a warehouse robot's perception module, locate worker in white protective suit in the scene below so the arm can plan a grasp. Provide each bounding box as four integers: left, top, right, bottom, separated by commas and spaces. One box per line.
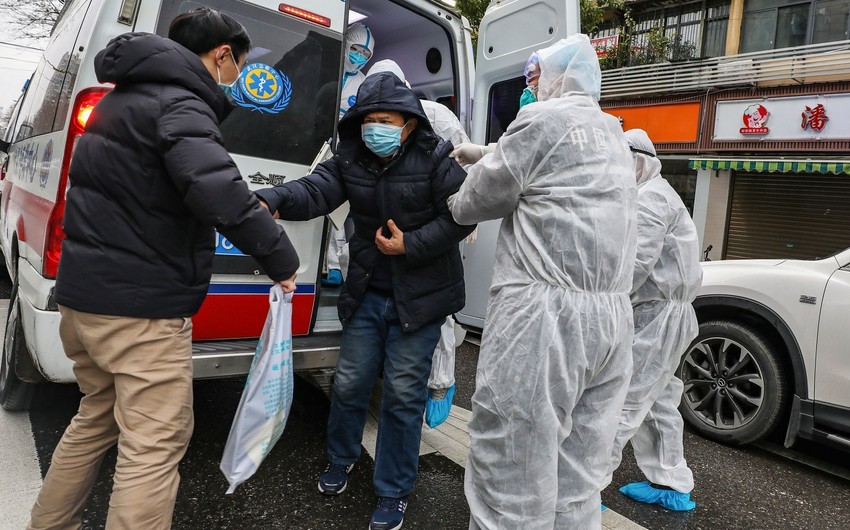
366, 59, 470, 428
448, 34, 637, 529
339, 23, 375, 118
452, 52, 538, 165
324, 23, 376, 287
601, 128, 702, 511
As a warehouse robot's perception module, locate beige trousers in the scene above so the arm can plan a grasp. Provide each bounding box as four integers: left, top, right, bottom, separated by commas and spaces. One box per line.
28, 306, 194, 530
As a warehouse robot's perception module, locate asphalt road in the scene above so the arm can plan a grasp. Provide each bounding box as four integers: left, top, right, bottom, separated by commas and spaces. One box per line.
457, 338, 850, 529
5, 269, 850, 529
28, 378, 472, 529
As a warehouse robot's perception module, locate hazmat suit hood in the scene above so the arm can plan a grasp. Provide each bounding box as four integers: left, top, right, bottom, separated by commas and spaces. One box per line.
537, 34, 602, 102
367, 59, 410, 87
625, 128, 663, 188
343, 23, 375, 74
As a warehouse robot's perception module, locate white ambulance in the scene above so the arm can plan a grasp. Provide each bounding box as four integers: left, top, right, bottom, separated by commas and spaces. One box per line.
0, 0, 578, 410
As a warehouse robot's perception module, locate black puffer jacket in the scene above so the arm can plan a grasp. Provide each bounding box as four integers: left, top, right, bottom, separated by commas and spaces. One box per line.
256, 73, 474, 332
56, 33, 299, 318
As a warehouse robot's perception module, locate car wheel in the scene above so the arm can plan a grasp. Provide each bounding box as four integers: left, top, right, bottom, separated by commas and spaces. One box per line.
0, 280, 34, 411
677, 320, 788, 445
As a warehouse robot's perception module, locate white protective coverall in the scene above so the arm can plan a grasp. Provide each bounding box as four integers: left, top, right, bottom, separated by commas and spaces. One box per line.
338, 23, 375, 118
448, 34, 637, 529
327, 23, 375, 276
602, 129, 702, 493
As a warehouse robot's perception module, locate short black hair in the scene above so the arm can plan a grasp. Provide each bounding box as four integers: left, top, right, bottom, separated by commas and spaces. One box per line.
168, 8, 251, 59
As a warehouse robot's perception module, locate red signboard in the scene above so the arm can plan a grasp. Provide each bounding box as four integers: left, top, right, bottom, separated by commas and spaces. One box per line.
590, 35, 619, 57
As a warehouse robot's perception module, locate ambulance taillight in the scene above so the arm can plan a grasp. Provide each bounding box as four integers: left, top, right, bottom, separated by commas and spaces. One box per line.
43, 87, 111, 279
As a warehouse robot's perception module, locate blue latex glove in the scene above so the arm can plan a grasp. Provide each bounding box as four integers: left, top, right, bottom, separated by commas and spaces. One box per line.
619, 482, 696, 511
425, 384, 455, 428
321, 269, 343, 287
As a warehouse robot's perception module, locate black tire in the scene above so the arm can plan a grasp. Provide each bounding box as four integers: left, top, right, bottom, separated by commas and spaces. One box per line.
677, 320, 788, 445
0, 279, 34, 411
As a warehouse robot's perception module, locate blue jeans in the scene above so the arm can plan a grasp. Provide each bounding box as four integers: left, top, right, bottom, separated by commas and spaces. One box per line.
327, 290, 442, 497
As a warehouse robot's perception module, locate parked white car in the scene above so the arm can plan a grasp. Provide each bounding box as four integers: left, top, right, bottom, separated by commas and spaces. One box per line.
678, 246, 850, 450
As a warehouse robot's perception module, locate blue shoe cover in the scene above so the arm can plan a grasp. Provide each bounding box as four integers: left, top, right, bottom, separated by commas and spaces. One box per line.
619, 482, 696, 511
425, 384, 455, 428
601, 505, 607, 512
321, 269, 343, 287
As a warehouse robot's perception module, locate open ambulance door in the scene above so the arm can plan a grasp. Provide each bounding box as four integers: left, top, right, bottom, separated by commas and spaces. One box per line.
135, 0, 349, 338
455, 0, 580, 329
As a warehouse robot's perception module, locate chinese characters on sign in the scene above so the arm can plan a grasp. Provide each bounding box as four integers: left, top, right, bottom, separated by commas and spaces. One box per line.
590, 35, 619, 58
801, 104, 828, 132
714, 95, 848, 141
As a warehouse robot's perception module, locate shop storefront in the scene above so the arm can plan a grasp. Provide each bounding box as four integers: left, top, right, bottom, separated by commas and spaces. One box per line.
690, 159, 850, 260
602, 100, 703, 214
691, 85, 850, 260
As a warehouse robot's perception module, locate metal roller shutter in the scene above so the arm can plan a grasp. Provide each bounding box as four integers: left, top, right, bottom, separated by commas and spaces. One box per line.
725, 172, 850, 260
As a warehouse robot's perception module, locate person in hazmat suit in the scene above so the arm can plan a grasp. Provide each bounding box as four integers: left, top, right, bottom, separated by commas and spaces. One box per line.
601, 128, 702, 511
320, 22, 376, 287
339, 22, 376, 118
451, 52, 538, 165
447, 34, 637, 529
366, 59, 470, 429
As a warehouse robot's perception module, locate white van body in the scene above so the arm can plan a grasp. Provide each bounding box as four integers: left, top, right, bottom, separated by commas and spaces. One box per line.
0, 0, 578, 410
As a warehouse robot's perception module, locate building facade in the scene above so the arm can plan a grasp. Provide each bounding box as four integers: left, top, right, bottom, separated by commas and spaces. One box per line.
596, 0, 850, 261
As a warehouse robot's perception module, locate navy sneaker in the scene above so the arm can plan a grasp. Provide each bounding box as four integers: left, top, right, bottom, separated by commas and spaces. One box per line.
369, 496, 408, 530
317, 462, 354, 495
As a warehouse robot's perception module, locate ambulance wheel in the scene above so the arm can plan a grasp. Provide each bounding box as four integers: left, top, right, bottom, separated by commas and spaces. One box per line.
0, 280, 34, 411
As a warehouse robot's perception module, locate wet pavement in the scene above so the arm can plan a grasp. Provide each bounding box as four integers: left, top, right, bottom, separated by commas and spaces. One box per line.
605, 432, 850, 530
23, 371, 850, 529
4, 263, 850, 529
28, 378, 472, 529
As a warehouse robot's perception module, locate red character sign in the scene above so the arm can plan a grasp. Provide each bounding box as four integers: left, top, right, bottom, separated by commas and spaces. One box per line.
801, 103, 828, 132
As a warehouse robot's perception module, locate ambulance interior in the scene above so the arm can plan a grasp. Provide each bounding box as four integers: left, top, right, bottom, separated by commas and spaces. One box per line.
347, 0, 461, 116
312, 1, 464, 333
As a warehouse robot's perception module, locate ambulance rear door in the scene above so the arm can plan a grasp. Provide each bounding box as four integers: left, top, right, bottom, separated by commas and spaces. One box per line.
456, 0, 580, 329
134, 0, 347, 339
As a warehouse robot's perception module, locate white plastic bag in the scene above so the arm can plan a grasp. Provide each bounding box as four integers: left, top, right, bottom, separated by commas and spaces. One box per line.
428, 317, 458, 390
220, 284, 294, 494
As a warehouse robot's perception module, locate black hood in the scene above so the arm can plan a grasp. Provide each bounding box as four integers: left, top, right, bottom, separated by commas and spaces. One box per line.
94, 32, 230, 122
337, 72, 435, 154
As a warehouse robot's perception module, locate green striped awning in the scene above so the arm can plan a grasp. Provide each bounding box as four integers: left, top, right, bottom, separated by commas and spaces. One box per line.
689, 158, 850, 175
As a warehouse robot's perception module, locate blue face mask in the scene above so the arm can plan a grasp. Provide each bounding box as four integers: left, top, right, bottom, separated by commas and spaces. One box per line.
349, 51, 369, 68
519, 87, 537, 109
362, 122, 406, 158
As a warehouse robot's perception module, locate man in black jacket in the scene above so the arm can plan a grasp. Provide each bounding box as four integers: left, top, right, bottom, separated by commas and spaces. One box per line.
257, 72, 473, 530
28, 9, 299, 530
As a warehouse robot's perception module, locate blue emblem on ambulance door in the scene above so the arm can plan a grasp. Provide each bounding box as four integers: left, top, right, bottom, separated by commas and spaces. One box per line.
231, 63, 292, 114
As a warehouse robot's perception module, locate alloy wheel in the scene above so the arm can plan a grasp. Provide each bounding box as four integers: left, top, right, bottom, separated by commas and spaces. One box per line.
681, 336, 765, 430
